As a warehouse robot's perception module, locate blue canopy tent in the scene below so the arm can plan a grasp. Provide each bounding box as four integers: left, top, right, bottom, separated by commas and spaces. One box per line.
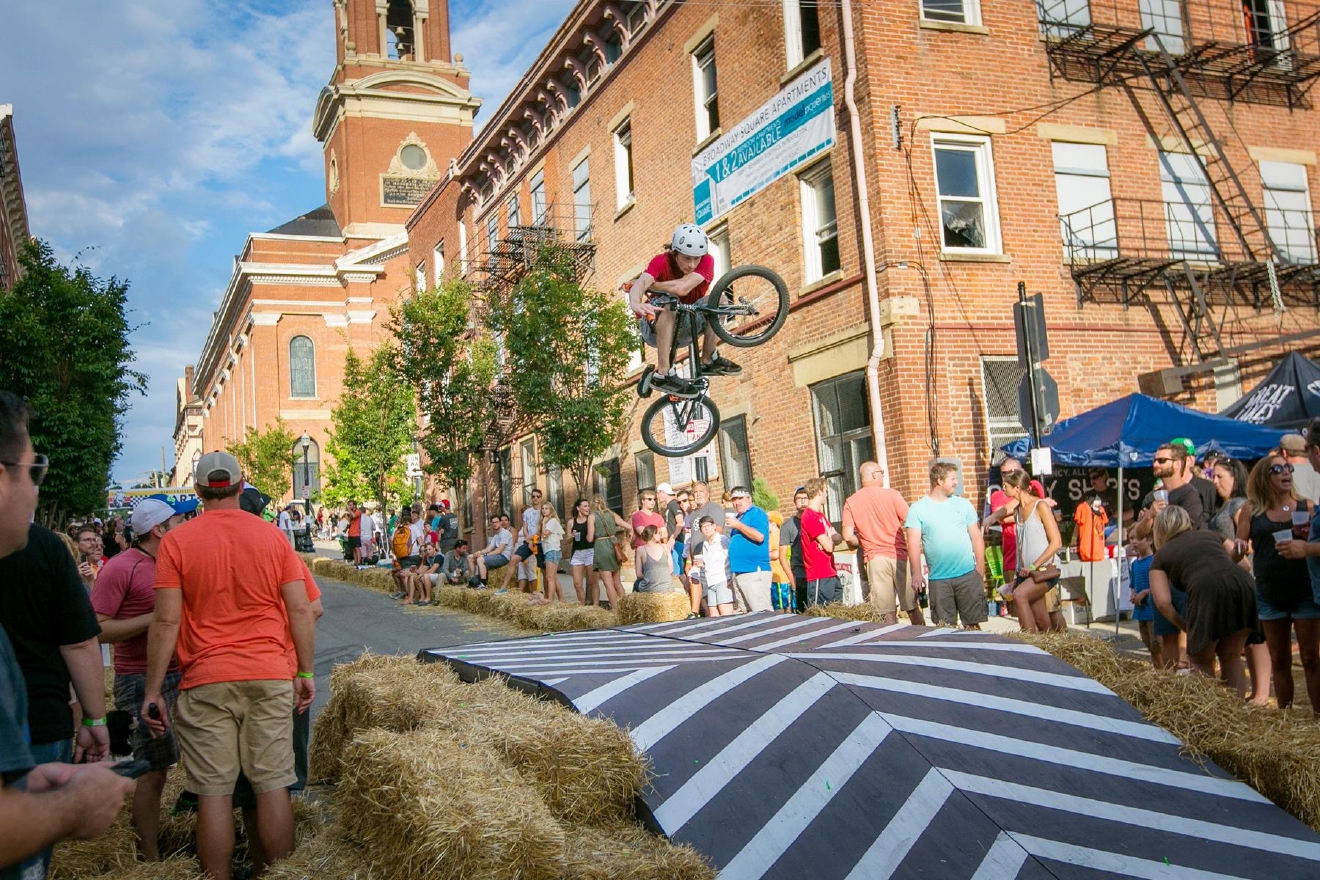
1002, 393, 1283, 633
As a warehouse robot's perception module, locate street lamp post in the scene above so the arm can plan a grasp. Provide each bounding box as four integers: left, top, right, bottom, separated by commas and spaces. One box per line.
412, 434, 423, 500
300, 433, 311, 501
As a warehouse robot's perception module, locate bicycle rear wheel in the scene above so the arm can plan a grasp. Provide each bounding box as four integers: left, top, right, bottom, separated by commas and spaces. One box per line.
706, 264, 789, 348
640, 394, 721, 458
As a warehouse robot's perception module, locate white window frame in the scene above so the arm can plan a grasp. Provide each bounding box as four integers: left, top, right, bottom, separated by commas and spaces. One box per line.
1052, 141, 1116, 261
289, 336, 317, 400
573, 157, 592, 241
486, 212, 499, 251
530, 170, 547, 224
921, 0, 981, 26
692, 36, 719, 142
614, 120, 635, 210
709, 224, 731, 283
1159, 151, 1218, 259
783, 0, 822, 68
800, 160, 840, 282
433, 240, 445, 285
931, 134, 1003, 255
1261, 160, 1317, 265
415, 261, 426, 292
507, 192, 521, 229
458, 220, 469, 275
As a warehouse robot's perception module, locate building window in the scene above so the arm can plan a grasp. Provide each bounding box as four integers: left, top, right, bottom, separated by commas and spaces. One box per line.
289, 336, 316, 399
614, 120, 634, 209
596, 457, 623, 515
692, 37, 719, 141
606, 33, 623, 63
635, 451, 656, 494
291, 437, 321, 500
801, 160, 840, 282
1038, 0, 1091, 38
709, 225, 731, 283
981, 356, 1027, 453
573, 158, 592, 241
1261, 160, 1316, 264
497, 447, 513, 518
530, 170, 547, 224
464, 477, 475, 532
486, 212, 500, 254
810, 371, 873, 523
932, 135, 1002, 253
415, 261, 426, 292
520, 438, 539, 507
546, 465, 564, 519
1052, 142, 1116, 260
718, 415, 752, 491
567, 80, 582, 109
433, 240, 445, 285
784, 0, 822, 68
459, 221, 469, 274
508, 193, 521, 229
922, 0, 981, 25
1140, 0, 1185, 53
1160, 151, 1217, 259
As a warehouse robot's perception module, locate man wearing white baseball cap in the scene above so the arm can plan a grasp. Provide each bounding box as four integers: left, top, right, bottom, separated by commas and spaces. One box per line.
90, 497, 188, 861
141, 451, 316, 878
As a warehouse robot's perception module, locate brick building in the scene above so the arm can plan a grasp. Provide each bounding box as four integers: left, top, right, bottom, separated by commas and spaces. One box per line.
407, 0, 1320, 536
0, 104, 30, 291
181, 0, 479, 496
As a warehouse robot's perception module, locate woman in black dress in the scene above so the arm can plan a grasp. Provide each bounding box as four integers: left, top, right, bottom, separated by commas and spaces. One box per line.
1150, 505, 1258, 696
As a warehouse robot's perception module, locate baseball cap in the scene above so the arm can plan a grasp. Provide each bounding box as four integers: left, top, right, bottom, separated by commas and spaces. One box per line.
1280, 433, 1306, 454
131, 499, 179, 534
656, 482, 674, 495
238, 486, 272, 516
147, 493, 199, 515
440, 498, 451, 509
1170, 437, 1196, 457
194, 451, 241, 488
729, 487, 751, 500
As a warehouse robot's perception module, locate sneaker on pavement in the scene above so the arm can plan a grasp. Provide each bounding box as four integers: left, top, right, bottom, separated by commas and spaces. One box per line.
702, 355, 741, 376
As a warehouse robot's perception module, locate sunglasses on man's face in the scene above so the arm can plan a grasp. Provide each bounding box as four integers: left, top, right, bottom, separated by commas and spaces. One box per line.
1153, 457, 1173, 464
1270, 463, 1295, 476
1, 454, 49, 487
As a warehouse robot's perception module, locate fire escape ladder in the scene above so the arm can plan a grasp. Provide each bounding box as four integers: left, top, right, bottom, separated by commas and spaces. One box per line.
1164, 262, 1225, 362
1136, 33, 1281, 264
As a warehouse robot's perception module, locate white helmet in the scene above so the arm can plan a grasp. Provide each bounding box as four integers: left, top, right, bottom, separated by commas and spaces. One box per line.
670, 223, 709, 257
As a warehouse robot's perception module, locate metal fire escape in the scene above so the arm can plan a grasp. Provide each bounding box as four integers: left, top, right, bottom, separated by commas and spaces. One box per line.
469, 203, 597, 450
1040, 0, 1320, 365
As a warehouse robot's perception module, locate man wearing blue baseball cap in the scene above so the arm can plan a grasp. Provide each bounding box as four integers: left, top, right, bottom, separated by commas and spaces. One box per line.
90, 497, 190, 861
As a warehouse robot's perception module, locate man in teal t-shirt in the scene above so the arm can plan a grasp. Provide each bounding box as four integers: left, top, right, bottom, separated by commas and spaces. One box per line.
904, 462, 986, 629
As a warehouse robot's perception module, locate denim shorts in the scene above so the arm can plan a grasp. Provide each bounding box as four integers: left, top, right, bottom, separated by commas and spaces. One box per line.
672, 545, 686, 576
483, 553, 509, 568
543, 549, 562, 565
1256, 590, 1320, 621
1152, 586, 1189, 638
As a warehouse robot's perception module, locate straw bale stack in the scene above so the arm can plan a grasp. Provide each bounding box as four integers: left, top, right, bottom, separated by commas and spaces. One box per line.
339, 727, 566, 880
262, 826, 377, 880
616, 590, 690, 625
428, 583, 620, 632
90, 858, 203, 880
1017, 631, 1320, 832
49, 814, 138, 880
561, 822, 714, 880
803, 603, 885, 623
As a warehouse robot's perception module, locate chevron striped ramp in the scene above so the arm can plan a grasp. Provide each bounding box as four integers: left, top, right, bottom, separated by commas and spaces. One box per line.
418, 612, 1320, 879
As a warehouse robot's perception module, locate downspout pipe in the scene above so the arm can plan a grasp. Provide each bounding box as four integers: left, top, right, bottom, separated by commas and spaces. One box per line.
839, 0, 891, 486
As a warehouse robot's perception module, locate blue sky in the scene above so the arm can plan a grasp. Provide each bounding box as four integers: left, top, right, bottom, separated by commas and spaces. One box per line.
0, 0, 572, 488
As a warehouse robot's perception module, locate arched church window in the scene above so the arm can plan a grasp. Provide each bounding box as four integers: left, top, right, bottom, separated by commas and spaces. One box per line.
290, 336, 317, 399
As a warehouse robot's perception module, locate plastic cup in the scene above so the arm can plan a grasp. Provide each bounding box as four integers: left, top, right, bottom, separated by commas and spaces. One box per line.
1153, 489, 1169, 504
1273, 528, 1295, 546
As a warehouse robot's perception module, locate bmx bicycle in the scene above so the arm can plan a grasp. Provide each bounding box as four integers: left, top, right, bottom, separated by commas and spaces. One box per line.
636, 264, 789, 457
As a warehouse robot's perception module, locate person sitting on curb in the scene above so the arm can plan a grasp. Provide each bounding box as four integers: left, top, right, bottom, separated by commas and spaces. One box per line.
470, 515, 513, 587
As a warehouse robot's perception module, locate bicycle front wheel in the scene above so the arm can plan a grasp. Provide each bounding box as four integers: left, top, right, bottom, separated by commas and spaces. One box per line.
706, 264, 789, 348
641, 394, 721, 458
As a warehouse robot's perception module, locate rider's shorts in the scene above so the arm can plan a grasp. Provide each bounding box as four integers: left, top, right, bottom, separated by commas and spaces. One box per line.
638, 309, 704, 349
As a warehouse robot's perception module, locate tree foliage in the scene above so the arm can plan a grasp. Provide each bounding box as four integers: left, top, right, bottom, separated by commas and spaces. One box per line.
0, 239, 145, 523
225, 417, 296, 502
486, 246, 637, 492
390, 277, 497, 530
327, 345, 416, 512
319, 435, 375, 509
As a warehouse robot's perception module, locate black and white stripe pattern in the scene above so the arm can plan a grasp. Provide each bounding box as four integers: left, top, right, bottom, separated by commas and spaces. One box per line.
420, 612, 1320, 879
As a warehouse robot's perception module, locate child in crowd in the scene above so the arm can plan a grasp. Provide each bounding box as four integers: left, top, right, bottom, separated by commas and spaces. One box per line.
689, 515, 734, 617
1127, 533, 1162, 668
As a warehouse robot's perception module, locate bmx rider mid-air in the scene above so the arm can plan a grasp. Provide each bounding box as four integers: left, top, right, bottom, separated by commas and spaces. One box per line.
627, 223, 741, 395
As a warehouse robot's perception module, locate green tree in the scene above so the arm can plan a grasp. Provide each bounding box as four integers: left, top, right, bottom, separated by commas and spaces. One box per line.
487, 246, 637, 493
390, 277, 498, 531
319, 435, 374, 508
328, 345, 416, 513
225, 418, 296, 501
0, 239, 145, 523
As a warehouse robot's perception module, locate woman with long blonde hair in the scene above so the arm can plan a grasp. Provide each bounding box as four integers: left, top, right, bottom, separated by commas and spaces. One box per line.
538, 502, 566, 603
1233, 452, 1316, 709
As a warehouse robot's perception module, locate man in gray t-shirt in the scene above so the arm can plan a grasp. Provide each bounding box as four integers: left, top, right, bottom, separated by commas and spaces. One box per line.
688, 482, 725, 537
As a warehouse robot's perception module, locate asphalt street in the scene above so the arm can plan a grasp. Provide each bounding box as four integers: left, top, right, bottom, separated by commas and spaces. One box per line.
308, 571, 520, 721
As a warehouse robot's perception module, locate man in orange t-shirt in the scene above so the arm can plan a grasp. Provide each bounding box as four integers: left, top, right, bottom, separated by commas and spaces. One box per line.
344, 499, 363, 564
142, 451, 316, 880
842, 461, 924, 626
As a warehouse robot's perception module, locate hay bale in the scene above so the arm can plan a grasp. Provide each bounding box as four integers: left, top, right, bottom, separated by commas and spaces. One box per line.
525, 602, 617, 633
616, 590, 689, 625
1016, 631, 1320, 832
91, 857, 204, 880
49, 814, 137, 879
562, 823, 715, 880
803, 603, 884, 623
339, 727, 566, 880
263, 826, 375, 880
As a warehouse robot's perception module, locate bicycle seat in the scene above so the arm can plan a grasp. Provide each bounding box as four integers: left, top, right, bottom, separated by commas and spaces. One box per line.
648, 294, 679, 308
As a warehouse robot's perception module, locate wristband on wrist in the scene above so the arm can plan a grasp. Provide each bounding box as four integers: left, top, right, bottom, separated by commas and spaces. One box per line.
81, 716, 106, 727
296, 671, 314, 679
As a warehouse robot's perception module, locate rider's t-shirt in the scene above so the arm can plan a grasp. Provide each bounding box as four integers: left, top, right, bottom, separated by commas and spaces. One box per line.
644, 252, 715, 304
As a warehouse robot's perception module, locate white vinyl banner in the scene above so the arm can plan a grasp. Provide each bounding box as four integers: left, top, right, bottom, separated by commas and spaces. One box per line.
692, 58, 835, 226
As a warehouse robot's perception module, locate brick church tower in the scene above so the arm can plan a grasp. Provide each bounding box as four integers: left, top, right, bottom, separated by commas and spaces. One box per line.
183, 0, 479, 500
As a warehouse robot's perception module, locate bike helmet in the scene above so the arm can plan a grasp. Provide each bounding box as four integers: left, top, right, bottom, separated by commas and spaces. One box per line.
670, 223, 709, 257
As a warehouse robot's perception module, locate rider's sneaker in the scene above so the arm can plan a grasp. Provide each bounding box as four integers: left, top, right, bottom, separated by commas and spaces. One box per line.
702, 355, 742, 376
651, 371, 696, 395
